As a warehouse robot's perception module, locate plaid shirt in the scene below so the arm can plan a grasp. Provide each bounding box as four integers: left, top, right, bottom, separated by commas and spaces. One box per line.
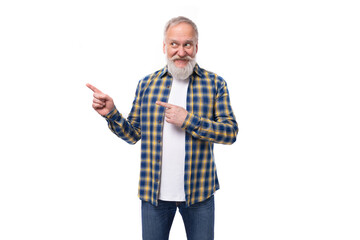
105, 64, 238, 206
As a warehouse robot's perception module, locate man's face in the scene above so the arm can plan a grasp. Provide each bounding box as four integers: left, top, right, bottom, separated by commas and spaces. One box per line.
163, 22, 198, 68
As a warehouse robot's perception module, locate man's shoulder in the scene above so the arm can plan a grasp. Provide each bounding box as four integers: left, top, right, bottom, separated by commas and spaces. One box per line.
196, 65, 226, 85
141, 66, 167, 82
135, 66, 167, 90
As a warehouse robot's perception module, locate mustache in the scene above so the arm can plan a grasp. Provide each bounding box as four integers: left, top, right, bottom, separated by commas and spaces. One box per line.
170, 55, 193, 61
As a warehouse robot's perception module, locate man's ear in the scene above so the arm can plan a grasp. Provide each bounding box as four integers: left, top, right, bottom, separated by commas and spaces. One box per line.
163, 42, 166, 54
196, 43, 198, 53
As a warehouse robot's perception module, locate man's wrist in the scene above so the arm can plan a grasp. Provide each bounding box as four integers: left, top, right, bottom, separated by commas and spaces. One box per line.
103, 106, 118, 119
181, 112, 198, 130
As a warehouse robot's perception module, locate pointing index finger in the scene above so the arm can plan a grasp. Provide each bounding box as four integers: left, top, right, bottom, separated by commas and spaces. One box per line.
156, 101, 172, 109
86, 83, 103, 94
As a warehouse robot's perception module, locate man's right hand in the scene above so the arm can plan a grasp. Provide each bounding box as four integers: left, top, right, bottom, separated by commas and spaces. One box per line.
86, 83, 115, 116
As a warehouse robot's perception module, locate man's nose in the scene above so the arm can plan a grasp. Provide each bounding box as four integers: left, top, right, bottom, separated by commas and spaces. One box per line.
177, 46, 186, 57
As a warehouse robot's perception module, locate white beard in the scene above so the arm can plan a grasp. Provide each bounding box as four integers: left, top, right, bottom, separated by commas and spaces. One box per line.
166, 55, 196, 80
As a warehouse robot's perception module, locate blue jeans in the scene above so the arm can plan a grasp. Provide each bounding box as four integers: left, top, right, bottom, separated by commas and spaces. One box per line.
141, 195, 215, 240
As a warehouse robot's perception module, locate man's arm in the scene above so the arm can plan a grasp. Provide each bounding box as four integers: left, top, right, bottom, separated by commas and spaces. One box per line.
156, 81, 238, 145
87, 83, 141, 144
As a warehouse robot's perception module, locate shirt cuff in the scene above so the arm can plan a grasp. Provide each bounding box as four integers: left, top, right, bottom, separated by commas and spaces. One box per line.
181, 112, 200, 131
103, 106, 120, 121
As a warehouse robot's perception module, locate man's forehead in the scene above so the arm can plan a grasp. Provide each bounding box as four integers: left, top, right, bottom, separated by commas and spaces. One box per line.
165, 24, 196, 41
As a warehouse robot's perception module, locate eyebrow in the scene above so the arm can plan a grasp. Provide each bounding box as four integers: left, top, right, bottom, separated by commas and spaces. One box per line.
168, 39, 195, 44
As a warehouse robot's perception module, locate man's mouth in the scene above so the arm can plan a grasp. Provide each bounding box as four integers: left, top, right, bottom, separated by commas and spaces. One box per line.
171, 55, 192, 61
171, 56, 192, 67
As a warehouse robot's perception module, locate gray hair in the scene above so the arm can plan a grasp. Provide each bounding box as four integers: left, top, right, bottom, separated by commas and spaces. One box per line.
164, 16, 198, 43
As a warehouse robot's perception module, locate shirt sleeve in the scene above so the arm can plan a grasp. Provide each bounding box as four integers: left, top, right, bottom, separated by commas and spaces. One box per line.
181, 80, 238, 145
104, 81, 142, 145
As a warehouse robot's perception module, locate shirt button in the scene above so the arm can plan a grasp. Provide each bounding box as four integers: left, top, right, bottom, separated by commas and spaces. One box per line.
166, 85, 170, 89
157, 140, 161, 144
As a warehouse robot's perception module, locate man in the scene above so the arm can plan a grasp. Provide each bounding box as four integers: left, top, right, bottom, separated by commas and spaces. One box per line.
87, 16, 238, 240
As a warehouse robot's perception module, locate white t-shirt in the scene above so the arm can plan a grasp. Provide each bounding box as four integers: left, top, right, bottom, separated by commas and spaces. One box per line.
159, 77, 189, 201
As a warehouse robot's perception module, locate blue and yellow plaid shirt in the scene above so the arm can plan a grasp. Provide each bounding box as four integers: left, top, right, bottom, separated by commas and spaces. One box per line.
105, 64, 238, 206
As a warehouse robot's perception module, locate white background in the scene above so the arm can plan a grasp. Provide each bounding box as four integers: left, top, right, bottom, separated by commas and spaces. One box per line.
1, 0, 359, 239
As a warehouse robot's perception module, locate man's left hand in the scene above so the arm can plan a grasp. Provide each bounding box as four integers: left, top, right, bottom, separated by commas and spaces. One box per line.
156, 101, 188, 128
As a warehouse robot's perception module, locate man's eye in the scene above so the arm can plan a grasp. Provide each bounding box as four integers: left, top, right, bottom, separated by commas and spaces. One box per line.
171, 42, 177, 47
184, 43, 193, 48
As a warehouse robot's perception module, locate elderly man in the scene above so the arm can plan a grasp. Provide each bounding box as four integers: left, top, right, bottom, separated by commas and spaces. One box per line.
87, 16, 238, 240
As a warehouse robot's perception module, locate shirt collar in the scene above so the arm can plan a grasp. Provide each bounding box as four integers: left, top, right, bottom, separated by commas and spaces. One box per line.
159, 63, 204, 78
